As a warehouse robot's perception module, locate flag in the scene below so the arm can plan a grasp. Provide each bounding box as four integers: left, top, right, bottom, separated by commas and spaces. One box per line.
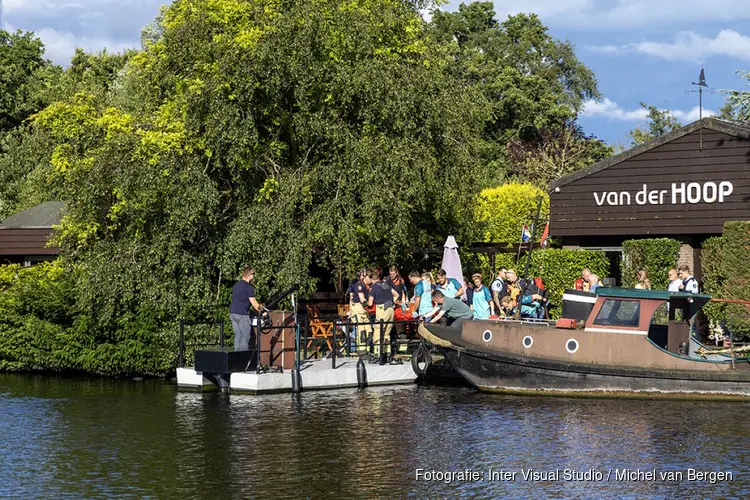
540, 222, 550, 248
521, 224, 531, 243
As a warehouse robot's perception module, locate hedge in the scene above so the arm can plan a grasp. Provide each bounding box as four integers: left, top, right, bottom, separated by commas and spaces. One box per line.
700, 236, 725, 329
468, 248, 608, 319
621, 238, 681, 290
720, 221, 750, 338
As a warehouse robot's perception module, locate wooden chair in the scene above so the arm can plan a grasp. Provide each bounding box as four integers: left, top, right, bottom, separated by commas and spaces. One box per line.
306, 304, 334, 357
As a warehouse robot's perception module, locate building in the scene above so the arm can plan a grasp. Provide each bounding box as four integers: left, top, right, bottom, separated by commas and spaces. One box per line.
549, 118, 750, 283
0, 201, 64, 266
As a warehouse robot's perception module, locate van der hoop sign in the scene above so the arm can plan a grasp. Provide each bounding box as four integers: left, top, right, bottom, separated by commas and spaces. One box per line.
594, 181, 734, 206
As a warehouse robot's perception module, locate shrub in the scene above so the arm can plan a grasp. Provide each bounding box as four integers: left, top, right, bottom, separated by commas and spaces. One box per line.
700, 236, 725, 328
720, 221, 750, 338
621, 238, 681, 290
474, 182, 549, 244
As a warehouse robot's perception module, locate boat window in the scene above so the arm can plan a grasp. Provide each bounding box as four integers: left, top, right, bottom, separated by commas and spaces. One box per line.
593, 299, 640, 328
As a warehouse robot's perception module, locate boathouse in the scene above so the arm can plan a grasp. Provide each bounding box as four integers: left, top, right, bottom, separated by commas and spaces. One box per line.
549, 117, 750, 283
0, 201, 63, 266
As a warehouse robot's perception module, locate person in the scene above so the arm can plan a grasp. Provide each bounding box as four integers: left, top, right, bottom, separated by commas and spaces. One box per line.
426, 290, 474, 329
635, 269, 651, 290
350, 270, 373, 344
412, 271, 436, 322
575, 268, 591, 292
466, 273, 495, 320
498, 296, 514, 317
668, 268, 681, 292
505, 270, 524, 308
678, 266, 699, 294
230, 266, 263, 351
367, 270, 400, 357
588, 274, 601, 293
386, 265, 408, 338
491, 267, 508, 312
436, 269, 465, 299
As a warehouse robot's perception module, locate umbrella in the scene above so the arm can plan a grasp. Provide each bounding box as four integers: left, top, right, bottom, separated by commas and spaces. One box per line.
441, 235, 467, 301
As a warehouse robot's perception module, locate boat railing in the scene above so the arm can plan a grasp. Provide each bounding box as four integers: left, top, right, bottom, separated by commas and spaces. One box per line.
701, 298, 750, 369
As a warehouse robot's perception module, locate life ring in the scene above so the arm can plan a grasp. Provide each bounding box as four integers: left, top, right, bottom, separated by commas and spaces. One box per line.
411, 345, 432, 376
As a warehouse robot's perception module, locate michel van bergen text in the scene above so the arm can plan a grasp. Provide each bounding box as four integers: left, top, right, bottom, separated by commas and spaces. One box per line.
592, 181, 734, 206
415, 468, 734, 484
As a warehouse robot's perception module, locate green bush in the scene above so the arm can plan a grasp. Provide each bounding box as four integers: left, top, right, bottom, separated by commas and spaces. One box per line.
721, 222, 750, 338
474, 182, 549, 244
700, 236, 725, 328
621, 238, 681, 290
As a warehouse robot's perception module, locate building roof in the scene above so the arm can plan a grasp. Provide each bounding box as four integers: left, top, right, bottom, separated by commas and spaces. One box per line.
549, 117, 750, 191
0, 201, 65, 228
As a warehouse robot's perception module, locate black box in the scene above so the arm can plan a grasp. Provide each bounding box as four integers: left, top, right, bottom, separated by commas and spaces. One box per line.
195, 349, 257, 373
561, 289, 597, 322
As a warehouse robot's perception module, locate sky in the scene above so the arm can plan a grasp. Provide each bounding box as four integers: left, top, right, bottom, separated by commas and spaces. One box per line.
3, 0, 750, 146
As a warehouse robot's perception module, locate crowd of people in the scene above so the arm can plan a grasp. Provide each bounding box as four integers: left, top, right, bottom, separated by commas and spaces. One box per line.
228, 263, 703, 352
574, 266, 699, 294
345, 266, 550, 349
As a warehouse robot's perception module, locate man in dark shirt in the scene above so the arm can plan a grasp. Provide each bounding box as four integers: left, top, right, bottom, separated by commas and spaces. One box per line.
368, 271, 399, 358
426, 290, 474, 329
230, 266, 263, 351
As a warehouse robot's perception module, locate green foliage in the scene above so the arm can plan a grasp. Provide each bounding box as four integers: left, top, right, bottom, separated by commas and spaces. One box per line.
700, 236, 726, 328
719, 222, 750, 338
721, 70, 750, 121
474, 182, 549, 244
621, 238, 681, 290
430, 2, 600, 184
506, 124, 612, 187
628, 102, 681, 146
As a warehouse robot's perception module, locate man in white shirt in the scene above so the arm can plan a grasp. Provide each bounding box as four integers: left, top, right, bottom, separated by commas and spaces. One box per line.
667, 268, 681, 293
678, 266, 699, 294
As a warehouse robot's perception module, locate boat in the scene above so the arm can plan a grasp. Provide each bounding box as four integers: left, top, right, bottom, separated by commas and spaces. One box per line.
419, 288, 750, 398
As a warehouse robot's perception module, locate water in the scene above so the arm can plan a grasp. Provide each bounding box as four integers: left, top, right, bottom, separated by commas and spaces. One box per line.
1, 374, 748, 499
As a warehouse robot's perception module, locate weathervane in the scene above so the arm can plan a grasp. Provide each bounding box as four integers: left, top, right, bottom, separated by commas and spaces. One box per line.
686, 67, 715, 151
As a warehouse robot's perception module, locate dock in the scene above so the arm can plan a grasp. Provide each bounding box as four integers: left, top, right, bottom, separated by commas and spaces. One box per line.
176, 357, 418, 394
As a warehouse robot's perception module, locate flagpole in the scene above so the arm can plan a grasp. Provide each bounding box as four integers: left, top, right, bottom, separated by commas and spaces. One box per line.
516, 225, 525, 265
523, 196, 544, 282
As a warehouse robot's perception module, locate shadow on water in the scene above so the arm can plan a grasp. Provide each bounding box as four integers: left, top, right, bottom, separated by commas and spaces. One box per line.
1, 373, 749, 499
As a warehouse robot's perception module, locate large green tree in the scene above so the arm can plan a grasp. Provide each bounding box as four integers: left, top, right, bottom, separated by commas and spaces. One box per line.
430, 2, 602, 183
25, 0, 487, 351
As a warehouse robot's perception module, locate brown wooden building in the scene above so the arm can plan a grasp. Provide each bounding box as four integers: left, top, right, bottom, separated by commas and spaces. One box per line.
549, 118, 750, 283
0, 201, 63, 266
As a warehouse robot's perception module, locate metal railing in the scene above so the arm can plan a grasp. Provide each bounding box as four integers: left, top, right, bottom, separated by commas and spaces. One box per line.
177, 319, 225, 368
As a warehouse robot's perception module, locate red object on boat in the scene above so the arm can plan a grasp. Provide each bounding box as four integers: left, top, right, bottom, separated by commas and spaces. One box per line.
555, 318, 577, 329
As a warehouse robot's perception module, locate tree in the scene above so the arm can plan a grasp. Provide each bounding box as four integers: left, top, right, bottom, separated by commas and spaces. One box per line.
721, 70, 750, 121
0, 30, 60, 134
506, 124, 612, 187
24, 0, 487, 357
628, 102, 681, 146
430, 2, 600, 183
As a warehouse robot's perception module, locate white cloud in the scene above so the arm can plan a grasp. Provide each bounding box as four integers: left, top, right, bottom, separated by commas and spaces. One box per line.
589, 30, 750, 62
581, 98, 715, 122
4, 0, 164, 65
445, 0, 750, 31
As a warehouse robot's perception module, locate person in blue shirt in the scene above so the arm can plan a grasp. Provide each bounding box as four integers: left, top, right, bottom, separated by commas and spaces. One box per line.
466, 273, 495, 320
230, 266, 264, 350
411, 271, 436, 321
436, 269, 465, 299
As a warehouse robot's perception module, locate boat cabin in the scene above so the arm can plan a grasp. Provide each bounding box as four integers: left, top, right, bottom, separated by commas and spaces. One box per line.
564, 288, 711, 356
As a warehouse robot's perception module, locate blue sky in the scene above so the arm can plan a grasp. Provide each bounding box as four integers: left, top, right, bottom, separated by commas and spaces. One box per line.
4, 0, 750, 145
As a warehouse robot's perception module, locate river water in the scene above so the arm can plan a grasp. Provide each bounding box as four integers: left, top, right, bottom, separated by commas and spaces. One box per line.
1, 374, 748, 499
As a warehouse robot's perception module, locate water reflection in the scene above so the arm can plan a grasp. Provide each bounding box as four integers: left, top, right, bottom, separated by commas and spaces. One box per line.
1, 374, 749, 498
